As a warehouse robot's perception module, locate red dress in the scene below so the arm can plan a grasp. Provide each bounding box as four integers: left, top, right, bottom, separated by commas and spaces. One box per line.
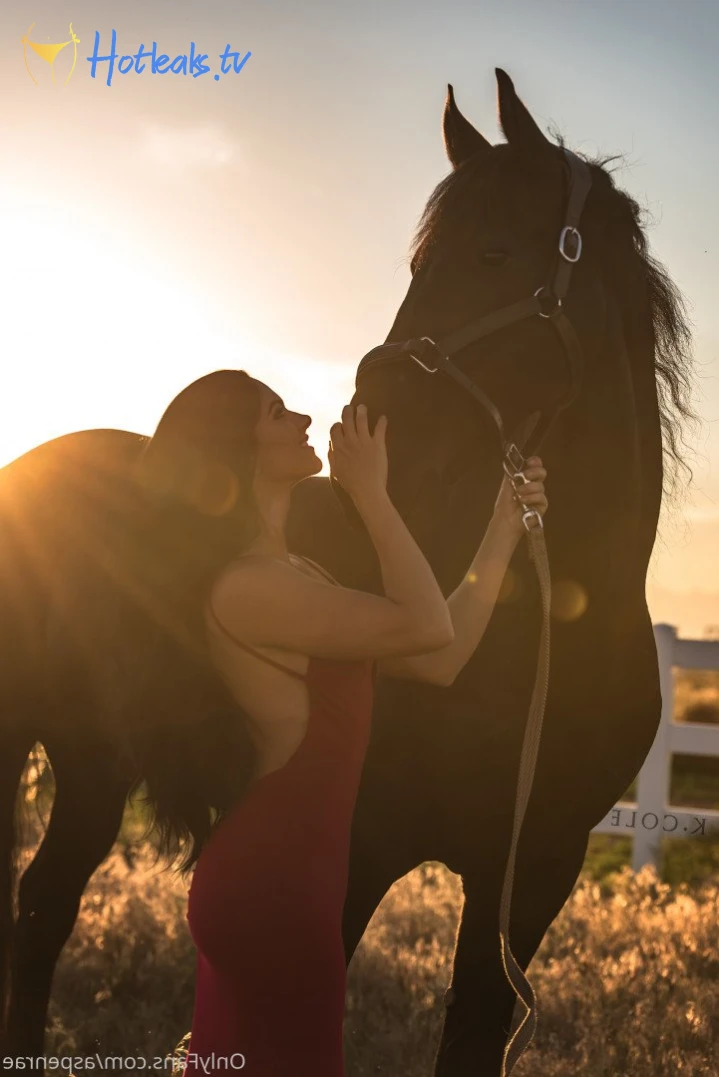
183, 558, 374, 1076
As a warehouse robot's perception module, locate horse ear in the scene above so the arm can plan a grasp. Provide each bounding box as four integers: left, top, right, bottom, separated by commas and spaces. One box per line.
495, 68, 553, 156
443, 84, 491, 170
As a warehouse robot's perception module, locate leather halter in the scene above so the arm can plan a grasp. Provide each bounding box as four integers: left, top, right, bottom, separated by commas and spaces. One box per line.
355, 146, 593, 525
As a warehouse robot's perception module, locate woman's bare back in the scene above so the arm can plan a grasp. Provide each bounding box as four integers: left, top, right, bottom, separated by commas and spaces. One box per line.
204, 553, 338, 780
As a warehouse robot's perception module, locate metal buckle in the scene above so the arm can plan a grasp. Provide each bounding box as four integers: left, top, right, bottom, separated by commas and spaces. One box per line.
533, 286, 562, 319
503, 442, 525, 475
522, 509, 544, 532
559, 225, 582, 263
502, 449, 543, 531
407, 336, 443, 374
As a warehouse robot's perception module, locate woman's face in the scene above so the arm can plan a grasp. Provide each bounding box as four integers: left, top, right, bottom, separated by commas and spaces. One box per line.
251, 380, 323, 484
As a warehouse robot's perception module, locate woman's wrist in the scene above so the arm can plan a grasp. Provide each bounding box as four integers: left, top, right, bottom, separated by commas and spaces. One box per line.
487, 512, 524, 549
350, 486, 392, 517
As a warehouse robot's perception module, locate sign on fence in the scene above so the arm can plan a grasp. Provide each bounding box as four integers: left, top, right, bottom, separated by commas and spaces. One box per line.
591, 623, 719, 871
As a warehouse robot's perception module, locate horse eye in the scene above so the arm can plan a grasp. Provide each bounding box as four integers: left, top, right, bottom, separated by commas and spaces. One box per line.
480, 251, 508, 267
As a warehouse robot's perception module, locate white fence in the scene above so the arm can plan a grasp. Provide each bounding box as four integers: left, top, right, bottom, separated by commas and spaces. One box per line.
591, 623, 719, 872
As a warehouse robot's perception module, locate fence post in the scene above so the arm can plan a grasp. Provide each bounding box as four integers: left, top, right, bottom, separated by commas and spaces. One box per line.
631, 623, 676, 872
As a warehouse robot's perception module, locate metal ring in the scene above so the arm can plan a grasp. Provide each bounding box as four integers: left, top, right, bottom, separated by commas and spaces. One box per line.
408, 353, 438, 374
408, 336, 442, 374
503, 443, 525, 475
534, 287, 562, 319
559, 225, 582, 263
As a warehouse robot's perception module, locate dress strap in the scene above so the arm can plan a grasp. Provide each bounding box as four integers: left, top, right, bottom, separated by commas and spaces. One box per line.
293, 554, 340, 587
223, 551, 339, 586
206, 597, 307, 681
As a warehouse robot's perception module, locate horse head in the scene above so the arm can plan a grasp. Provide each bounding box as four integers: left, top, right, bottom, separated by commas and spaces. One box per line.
345, 68, 683, 624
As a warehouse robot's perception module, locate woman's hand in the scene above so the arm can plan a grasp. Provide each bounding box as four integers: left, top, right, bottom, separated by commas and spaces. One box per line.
492, 456, 548, 540
329, 404, 388, 505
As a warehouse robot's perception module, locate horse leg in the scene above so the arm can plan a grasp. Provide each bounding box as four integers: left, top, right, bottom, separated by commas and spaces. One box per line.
432, 831, 588, 1077
0, 731, 36, 1053
431, 861, 510, 1077
342, 839, 416, 966
7, 737, 130, 1056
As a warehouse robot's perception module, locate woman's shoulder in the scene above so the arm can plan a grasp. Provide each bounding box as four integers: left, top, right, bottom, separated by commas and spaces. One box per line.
212, 552, 337, 591
290, 553, 340, 587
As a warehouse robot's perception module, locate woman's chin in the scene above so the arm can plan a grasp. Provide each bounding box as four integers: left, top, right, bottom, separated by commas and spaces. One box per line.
298, 447, 323, 478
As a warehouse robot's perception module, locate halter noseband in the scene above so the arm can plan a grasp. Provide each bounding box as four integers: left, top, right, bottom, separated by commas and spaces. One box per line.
355, 146, 593, 529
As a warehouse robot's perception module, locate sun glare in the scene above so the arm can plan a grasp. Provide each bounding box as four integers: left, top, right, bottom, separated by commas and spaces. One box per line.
0, 184, 352, 471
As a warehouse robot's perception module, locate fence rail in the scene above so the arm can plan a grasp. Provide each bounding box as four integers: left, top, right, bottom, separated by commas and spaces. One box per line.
590, 623, 719, 871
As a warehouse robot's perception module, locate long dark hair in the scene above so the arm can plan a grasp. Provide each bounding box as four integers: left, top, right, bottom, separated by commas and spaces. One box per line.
124, 370, 264, 877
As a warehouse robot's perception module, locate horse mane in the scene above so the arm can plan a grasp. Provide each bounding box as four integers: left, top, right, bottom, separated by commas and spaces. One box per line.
406, 136, 702, 525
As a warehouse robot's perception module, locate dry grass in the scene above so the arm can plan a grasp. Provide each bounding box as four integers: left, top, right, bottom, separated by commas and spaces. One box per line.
673, 667, 719, 726
26, 842, 716, 1077
13, 666, 719, 1074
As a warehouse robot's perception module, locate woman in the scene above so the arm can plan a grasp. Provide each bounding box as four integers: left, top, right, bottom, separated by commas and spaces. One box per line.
134, 369, 547, 1076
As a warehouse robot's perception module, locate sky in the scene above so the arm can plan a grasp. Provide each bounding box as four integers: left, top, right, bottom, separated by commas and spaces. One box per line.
0, 0, 717, 637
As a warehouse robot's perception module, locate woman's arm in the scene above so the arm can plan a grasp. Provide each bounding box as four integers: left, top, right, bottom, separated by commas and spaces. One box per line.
211, 488, 453, 661
377, 516, 519, 685
209, 405, 454, 661
378, 457, 547, 686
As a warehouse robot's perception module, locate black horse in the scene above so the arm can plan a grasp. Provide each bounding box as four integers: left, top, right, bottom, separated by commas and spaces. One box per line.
0, 69, 696, 1073
286, 69, 697, 1073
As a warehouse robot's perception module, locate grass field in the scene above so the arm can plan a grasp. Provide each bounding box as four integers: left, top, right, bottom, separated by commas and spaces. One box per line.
13, 666, 719, 1075
29, 847, 718, 1077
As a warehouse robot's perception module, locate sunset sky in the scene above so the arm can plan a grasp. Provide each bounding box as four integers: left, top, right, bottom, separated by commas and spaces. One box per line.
0, 0, 717, 637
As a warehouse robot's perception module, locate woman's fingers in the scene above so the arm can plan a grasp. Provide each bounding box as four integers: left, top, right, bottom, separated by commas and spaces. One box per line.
373, 414, 388, 442
516, 467, 546, 482
342, 404, 359, 446
354, 403, 370, 440
515, 457, 545, 479
329, 422, 344, 449
509, 456, 548, 519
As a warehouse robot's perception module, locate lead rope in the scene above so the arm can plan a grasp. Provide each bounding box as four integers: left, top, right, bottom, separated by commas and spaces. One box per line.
498, 457, 553, 1077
